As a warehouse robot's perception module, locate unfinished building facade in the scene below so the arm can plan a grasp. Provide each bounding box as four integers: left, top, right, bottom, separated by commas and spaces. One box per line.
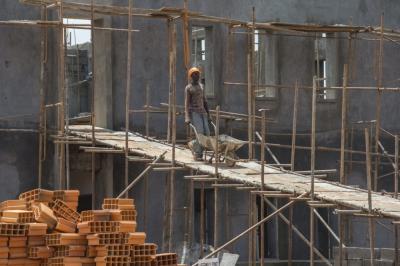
2, 0, 400, 265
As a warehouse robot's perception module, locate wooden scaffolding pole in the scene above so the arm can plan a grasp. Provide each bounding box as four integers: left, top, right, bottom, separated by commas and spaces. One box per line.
395, 135, 399, 199
288, 203, 293, 266
124, 0, 133, 199
58, 0, 66, 190
145, 83, 150, 137
64, 24, 70, 190
200, 181, 205, 258
247, 32, 254, 160
338, 64, 348, 265
187, 170, 194, 247
340, 64, 349, 185
213, 106, 220, 250
395, 222, 399, 266
288, 80, 298, 266
374, 14, 384, 191
38, 2, 48, 188
167, 19, 173, 143
310, 76, 317, 266
182, 0, 190, 70
248, 191, 253, 265
290, 81, 299, 171
260, 109, 267, 265
251, 7, 257, 161
365, 128, 375, 266
90, 0, 97, 209
167, 20, 177, 252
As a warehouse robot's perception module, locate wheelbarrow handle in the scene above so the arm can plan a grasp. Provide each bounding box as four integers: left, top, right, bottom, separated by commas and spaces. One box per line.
210, 121, 217, 133
188, 122, 200, 139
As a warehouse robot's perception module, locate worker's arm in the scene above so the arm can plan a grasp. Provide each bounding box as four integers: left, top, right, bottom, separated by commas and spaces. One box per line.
184, 86, 191, 123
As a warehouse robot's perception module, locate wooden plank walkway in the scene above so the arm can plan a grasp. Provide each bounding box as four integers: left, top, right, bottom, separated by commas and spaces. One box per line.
69, 125, 400, 219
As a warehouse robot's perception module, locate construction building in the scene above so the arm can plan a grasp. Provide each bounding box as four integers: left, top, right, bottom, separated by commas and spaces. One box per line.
1, 0, 400, 265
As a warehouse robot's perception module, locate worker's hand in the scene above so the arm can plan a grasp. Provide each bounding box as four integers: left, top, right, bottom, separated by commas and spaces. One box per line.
185, 119, 191, 125
207, 114, 212, 123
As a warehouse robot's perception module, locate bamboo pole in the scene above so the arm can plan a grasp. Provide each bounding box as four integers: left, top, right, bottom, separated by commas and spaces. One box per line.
182, 0, 190, 70
188, 171, 194, 247
365, 128, 375, 265
200, 182, 205, 258
124, 0, 133, 199
168, 21, 177, 252
225, 189, 230, 245
215, 106, 220, 178
248, 191, 253, 266
251, 7, 256, 162
311, 76, 317, 198
263, 142, 395, 158
260, 109, 266, 265
288, 204, 293, 266
167, 20, 172, 143
247, 35, 253, 159
143, 170, 148, 232
338, 209, 345, 266
90, 0, 96, 209
145, 83, 150, 137
290, 81, 299, 171
349, 125, 354, 174
374, 14, 384, 191
64, 25, 70, 190
340, 65, 348, 184
393, 134, 399, 265
252, 193, 257, 264
395, 135, 398, 198
395, 223, 399, 266
225, 81, 400, 92
338, 65, 348, 265
192, 192, 309, 265
310, 205, 315, 266
310, 76, 317, 266
58, 0, 66, 190
38, 2, 47, 188
214, 106, 220, 251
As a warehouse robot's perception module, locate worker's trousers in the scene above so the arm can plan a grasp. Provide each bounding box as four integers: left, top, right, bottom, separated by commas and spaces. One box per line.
191, 112, 210, 157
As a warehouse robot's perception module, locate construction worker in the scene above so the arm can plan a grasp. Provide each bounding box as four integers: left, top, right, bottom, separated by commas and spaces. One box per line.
185, 67, 211, 161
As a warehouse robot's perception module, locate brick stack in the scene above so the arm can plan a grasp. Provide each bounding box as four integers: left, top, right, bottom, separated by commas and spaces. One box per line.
0, 189, 75, 265
82, 198, 155, 266
0, 190, 179, 266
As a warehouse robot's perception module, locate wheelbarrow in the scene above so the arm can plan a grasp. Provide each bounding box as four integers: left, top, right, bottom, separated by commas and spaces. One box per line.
188, 121, 246, 167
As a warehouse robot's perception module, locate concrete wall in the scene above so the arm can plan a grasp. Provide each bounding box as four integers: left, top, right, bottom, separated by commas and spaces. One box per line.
0, 1, 45, 199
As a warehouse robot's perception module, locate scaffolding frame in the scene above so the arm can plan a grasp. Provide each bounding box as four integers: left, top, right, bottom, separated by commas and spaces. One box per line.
2, 0, 400, 264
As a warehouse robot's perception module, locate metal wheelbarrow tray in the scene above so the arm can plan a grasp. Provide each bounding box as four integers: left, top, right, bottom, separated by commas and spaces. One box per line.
189, 122, 246, 167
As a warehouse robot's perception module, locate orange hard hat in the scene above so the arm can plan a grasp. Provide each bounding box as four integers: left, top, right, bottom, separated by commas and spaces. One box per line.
188, 67, 200, 78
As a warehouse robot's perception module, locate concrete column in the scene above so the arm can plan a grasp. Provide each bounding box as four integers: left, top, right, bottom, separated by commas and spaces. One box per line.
94, 18, 113, 129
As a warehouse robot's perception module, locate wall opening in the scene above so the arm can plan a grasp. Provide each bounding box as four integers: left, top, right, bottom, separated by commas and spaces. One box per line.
191, 26, 214, 98
315, 32, 337, 101
255, 30, 278, 99
64, 19, 92, 118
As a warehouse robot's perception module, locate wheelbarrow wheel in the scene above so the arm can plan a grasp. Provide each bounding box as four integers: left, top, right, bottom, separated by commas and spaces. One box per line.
225, 157, 236, 167
225, 151, 237, 167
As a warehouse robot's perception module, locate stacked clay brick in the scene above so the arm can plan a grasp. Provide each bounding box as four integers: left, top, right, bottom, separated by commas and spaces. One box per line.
0, 189, 178, 266
0, 188, 79, 265
80, 198, 177, 266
